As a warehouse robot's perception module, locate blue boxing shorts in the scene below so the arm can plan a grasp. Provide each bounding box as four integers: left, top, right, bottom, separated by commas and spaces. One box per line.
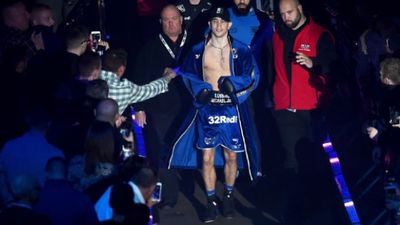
196, 92, 244, 152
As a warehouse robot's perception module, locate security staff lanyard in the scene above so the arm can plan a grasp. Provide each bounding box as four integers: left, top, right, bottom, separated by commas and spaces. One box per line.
159, 30, 187, 59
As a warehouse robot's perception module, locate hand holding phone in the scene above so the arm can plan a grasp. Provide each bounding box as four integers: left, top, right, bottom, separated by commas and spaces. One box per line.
90, 31, 101, 52
90, 31, 101, 42
151, 182, 162, 202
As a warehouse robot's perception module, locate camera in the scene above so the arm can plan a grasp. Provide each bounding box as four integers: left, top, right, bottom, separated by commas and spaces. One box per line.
151, 182, 162, 202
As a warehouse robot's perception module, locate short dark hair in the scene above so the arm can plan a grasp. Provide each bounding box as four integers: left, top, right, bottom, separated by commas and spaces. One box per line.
31, 3, 51, 15
380, 57, 400, 85
102, 48, 127, 73
86, 79, 109, 100
84, 121, 116, 174
109, 182, 134, 214
1, 1, 25, 16
79, 51, 101, 78
1, 1, 27, 28
65, 25, 89, 49
132, 167, 157, 189
26, 105, 50, 130
118, 155, 149, 181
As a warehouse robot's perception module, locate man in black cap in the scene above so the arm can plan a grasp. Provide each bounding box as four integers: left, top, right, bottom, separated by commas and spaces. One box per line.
168, 6, 260, 223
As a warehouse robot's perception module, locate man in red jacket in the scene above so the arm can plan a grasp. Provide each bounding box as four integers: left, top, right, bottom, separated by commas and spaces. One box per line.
272, 0, 337, 223
273, 0, 336, 172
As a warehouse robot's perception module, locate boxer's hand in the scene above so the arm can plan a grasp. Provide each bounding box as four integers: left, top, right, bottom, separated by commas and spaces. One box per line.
218, 77, 235, 94
196, 89, 212, 105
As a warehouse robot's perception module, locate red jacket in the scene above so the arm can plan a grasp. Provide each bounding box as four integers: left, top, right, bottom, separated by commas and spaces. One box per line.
273, 19, 332, 110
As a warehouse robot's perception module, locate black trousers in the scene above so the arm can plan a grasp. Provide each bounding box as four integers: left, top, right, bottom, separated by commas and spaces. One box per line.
274, 109, 345, 224
273, 109, 326, 170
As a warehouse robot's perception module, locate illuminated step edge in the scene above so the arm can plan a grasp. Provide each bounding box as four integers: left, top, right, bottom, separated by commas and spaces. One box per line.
323, 137, 361, 224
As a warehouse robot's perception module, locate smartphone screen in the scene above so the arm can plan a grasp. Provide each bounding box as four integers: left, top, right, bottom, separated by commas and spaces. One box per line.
90, 31, 101, 42
90, 31, 101, 52
152, 182, 162, 202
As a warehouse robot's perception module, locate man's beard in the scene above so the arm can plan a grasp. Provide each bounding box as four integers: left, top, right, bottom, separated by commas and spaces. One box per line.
233, 3, 251, 15
285, 13, 301, 29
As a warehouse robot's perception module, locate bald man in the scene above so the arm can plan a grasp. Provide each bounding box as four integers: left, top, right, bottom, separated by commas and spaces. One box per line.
94, 98, 134, 160
95, 98, 119, 125
95, 98, 133, 142
273, 0, 336, 172
272, 0, 337, 223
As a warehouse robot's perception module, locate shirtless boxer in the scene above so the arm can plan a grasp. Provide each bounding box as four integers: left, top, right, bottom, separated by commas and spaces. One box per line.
168, 7, 260, 223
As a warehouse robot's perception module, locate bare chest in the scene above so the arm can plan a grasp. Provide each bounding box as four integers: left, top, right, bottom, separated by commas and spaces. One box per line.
203, 45, 231, 90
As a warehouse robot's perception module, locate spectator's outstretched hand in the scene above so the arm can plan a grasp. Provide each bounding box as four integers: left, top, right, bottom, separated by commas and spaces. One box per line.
163, 67, 176, 82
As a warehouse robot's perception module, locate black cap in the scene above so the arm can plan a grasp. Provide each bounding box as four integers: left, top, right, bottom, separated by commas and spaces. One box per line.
209, 7, 230, 22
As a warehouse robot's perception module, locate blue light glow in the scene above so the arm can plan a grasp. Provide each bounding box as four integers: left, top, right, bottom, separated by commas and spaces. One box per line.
323, 136, 361, 224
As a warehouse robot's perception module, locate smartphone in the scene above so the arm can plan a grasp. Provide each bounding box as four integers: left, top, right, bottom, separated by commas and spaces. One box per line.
90, 31, 101, 52
120, 128, 130, 138
90, 31, 101, 42
151, 182, 162, 202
